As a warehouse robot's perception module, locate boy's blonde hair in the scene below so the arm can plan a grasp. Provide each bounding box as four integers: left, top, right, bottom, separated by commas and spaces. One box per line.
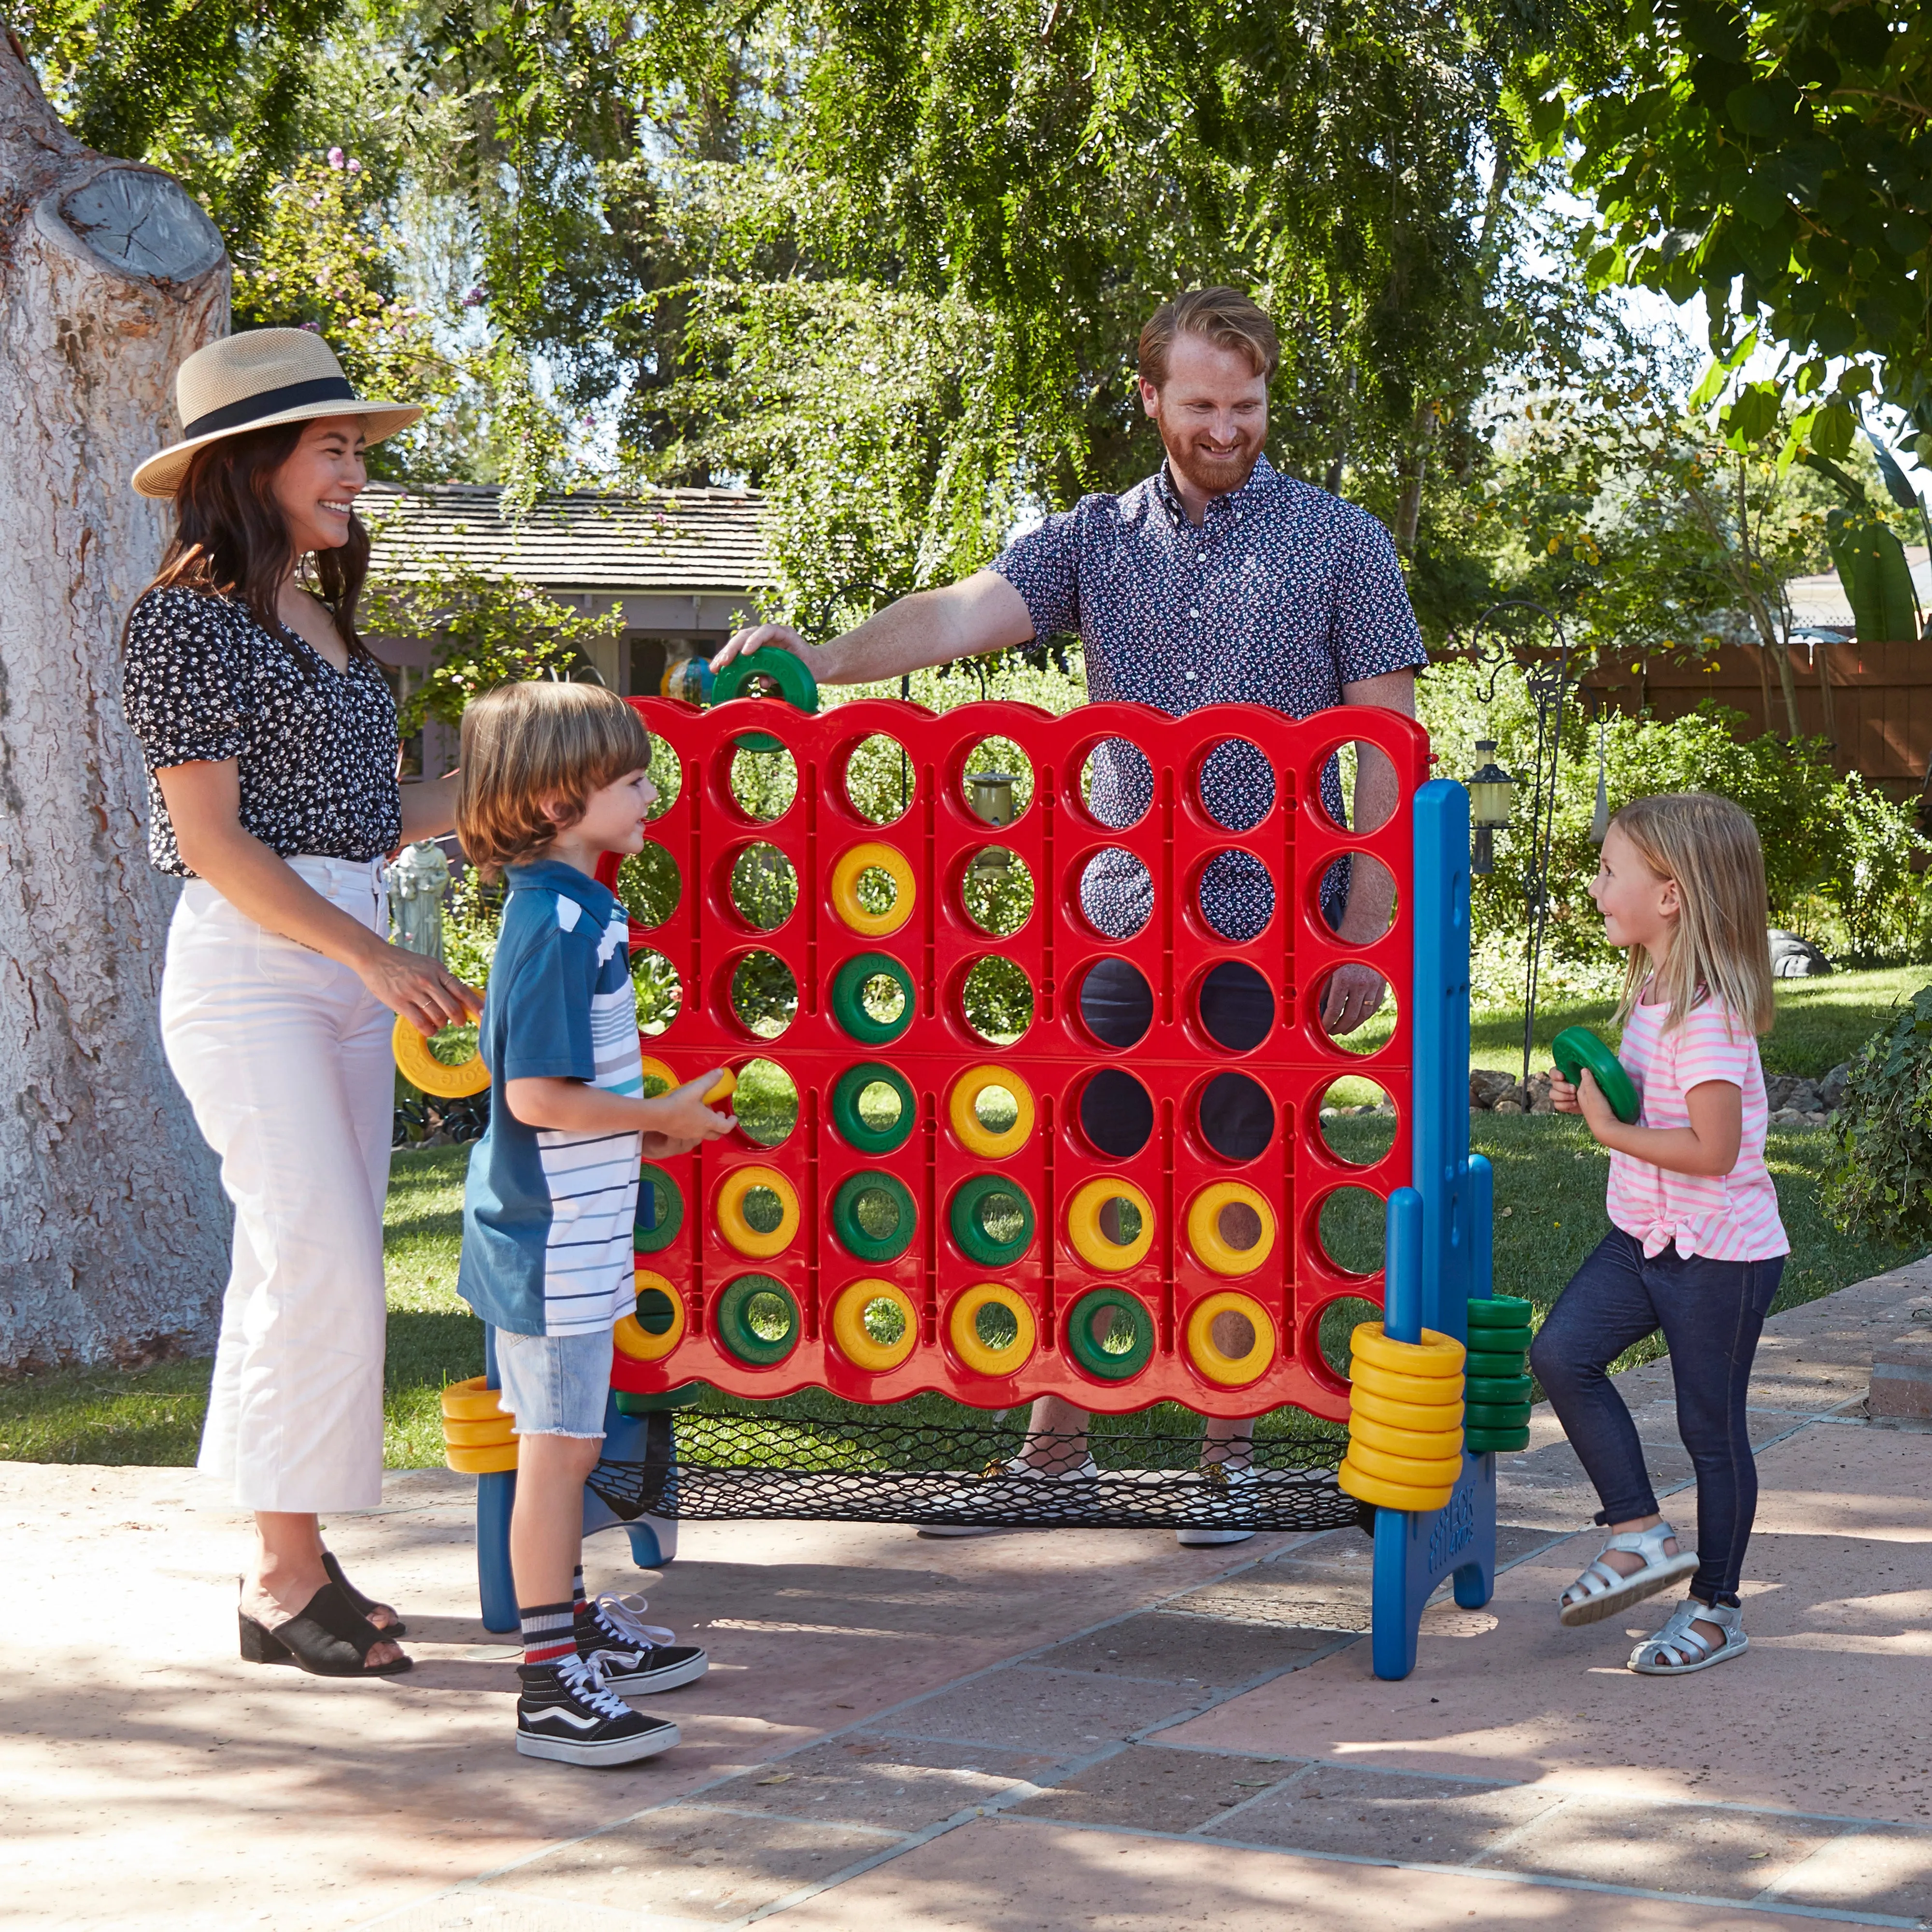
1609, 791, 1775, 1035
456, 680, 653, 881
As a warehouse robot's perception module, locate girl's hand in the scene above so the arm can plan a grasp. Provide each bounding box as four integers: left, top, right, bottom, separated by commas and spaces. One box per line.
1548, 1067, 1581, 1114
361, 940, 482, 1034
642, 1071, 737, 1145
1573, 1067, 1618, 1139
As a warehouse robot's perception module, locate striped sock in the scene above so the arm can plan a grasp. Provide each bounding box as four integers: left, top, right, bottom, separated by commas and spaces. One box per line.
520, 1601, 577, 1669
572, 1565, 588, 1618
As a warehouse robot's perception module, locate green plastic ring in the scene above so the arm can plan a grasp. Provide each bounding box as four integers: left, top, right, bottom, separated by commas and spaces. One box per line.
1466, 1426, 1531, 1453
1467, 1373, 1534, 1405
710, 649, 820, 753
831, 953, 916, 1045
1465, 1327, 1532, 1356
1466, 1294, 1534, 1328
1551, 1026, 1640, 1124
612, 1384, 708, 1415
831, 1063, 917, 1153
1465, 1400, 1534, 1429
634, 1165, 683, 1253
949, 1175, 1036, 1267
832, 1171, 917, 1262
1466, 1349, 1529, 1378
1066, 1288, 1155, 1382
713, 1275, 801, 1367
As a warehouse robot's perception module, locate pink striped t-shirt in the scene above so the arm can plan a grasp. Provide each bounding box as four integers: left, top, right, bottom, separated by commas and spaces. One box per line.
1603, 991, 1788, 1262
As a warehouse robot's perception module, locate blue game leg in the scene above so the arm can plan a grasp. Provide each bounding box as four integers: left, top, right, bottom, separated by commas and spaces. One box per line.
582, 1392, 680, 1571
475, 1326, 521, 1633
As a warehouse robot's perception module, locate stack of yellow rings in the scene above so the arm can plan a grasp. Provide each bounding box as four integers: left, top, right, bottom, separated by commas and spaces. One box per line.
441, 1375, 518, 1474
1336, 1323, 1466, 1512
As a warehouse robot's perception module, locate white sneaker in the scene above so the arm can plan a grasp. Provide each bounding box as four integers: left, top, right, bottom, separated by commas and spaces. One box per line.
917, 1454, 1101, 1537
1177, 1463, 1256, 1547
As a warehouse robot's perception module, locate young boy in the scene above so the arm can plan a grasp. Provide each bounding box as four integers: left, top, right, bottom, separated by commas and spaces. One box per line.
455, 680, 734, 1766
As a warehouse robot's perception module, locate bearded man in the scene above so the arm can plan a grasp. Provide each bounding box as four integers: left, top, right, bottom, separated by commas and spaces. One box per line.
711, 285, 1427, 1545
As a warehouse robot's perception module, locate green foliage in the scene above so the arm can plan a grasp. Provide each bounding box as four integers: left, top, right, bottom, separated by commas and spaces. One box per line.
1822, 985, 1932, 1246
1550, 0, 1932, 465
360, 557, 625, 734
1825, 774, 1932, 964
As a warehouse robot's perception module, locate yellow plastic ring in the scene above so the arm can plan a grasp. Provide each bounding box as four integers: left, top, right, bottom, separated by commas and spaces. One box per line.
1338, 1460, 1452, 1512
1350, 1323, 1466, 1378
1349, 1411, 1464, 1462
446, 1441, 521, 1475
948, 1065, 1036, 1159
830, 1278, 920, 1373
1065, 1178, 1155, 1271
715, 1165, 801, 1258
1183, 1291, 1278, 1386
393, 1014, 490, 1098
614, 1268, 686, 1362
639, 1058, 737, 1108
441, 1414, 518, 1448
440, 1375, 509, 1422
948, 1282, 1038, 1377
1350, 1384, 1464, 1433
1186, 1183, 1277, 1277
830, 841, 916, 937
1344, 1437, 1464, 1487
1350, 1358, 1466, 1406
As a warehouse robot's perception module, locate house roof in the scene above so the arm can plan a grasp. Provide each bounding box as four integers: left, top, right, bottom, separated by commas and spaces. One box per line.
361, 482, 769, 595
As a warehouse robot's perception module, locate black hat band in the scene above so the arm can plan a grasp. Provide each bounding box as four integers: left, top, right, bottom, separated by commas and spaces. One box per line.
181, 375, 360, 440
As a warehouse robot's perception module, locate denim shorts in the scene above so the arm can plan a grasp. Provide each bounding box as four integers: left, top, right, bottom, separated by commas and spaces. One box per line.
493, 1326, 614, 1438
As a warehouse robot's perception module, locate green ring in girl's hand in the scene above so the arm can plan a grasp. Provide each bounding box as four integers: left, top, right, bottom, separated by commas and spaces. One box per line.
1551, 1026, 1640, 1124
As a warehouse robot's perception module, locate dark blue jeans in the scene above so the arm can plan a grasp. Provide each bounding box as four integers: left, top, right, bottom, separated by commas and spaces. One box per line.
1529, 1228, 1783, 1609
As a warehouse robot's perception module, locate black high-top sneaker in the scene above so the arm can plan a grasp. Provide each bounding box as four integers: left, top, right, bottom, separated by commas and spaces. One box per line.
515, 1652, 680, 1766
575, 1591, 710, 1694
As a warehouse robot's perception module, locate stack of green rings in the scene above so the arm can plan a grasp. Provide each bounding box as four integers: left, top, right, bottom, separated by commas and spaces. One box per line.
1464, 1294, 1534, 1452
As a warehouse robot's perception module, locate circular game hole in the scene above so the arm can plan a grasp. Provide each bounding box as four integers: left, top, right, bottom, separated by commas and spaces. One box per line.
1095, 1192, 1144, 1250
1310, 970, 1397, 1051
1317, 1294, 1384, 1380
1212, 1200, 1264, 1255
962, 847, 1035, 937
857, 1291, 908, 1350
976, 1188, 1031, 1249
1079, 738, 1153, 830
730, 843, 798, 931
852, 966, 908, 1031
1312, 739, 1398, 836
740, 1185, 787, 1237
852, 1185, 905, 1244
1195, 960, 1274, 1052
1317, 1076, 1396, 1168
1078, 1069, 1154, 1159
1196, 851, 1274, 943
1317, 1184, 1386, 1279
1196, 738, 1274, 832
1077, 957, 1153, 1050
1310, 852, 1397, 941
616, 843, 681, 927
715, 1273, 801, 1366
853, 862, 902, 923
734, 1057, 799, 1147
1078, 848, 1152, 940
972, 1083, 1021, 1137
632, 949, 683, 1035
645, 732, 681, 820
727, 743, 797, 824
972, 1298, 1020, 1352
844, 734, 913, 825
1195, 1071, 1275, 1163
961, 956, 1033, 1046
730, 951, 799, 1038
960, 737, 1035, 826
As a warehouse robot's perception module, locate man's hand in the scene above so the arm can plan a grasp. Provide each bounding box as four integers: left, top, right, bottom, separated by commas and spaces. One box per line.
711, 623, 809, 677
1321, 962, 1387, 1036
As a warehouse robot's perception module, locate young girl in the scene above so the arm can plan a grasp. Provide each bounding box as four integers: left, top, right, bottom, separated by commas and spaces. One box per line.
1534, 791, 1787, 1676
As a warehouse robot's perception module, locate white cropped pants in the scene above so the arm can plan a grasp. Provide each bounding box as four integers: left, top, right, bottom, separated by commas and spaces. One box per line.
161, 856, 394, 1512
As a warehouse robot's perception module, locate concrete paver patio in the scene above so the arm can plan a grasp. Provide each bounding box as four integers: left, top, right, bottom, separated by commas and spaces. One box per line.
6, 1259, 1931, 1932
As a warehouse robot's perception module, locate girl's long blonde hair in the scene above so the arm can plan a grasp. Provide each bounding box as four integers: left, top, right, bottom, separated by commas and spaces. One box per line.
1609, 792, 1775, 1036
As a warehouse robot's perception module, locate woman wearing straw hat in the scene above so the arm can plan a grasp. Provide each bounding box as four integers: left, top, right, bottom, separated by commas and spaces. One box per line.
124, 328, 481, 1676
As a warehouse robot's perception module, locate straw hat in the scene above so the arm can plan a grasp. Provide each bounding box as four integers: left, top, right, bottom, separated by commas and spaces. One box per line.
131, 327, 423, 499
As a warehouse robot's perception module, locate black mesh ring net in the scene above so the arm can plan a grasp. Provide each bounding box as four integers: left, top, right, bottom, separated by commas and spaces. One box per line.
588, 1405, 1358, 1534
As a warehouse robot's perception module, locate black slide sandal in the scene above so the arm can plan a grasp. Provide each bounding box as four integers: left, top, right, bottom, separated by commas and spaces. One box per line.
321, 1549, 406, 1635
239, 1581, 413, 1677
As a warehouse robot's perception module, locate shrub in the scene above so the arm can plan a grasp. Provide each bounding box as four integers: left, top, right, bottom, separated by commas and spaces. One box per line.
1820, 985, 1932, 1246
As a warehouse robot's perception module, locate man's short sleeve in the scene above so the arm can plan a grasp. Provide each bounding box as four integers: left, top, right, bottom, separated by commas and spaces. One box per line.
1334, 512, 1428, 686
492, 911, 599, 1082
1674, 1004, 1753, 1093
988, 509, 1083, 641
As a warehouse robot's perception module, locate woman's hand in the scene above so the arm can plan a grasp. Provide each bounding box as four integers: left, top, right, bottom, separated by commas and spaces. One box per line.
359, 940, 481, 1033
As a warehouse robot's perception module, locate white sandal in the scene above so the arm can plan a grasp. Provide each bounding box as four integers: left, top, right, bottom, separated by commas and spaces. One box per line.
1629, 1596, 1748, 1676
1558, 1521, 1700, 1626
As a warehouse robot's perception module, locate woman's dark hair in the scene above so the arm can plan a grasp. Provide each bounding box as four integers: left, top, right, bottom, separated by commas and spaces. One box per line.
126, 420, 372, 656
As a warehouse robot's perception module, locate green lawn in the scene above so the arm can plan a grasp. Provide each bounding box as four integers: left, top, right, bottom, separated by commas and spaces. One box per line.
2, 1108, 1918, 1466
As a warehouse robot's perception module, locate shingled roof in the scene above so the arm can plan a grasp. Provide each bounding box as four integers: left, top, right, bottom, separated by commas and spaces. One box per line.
361, 482, 769, 595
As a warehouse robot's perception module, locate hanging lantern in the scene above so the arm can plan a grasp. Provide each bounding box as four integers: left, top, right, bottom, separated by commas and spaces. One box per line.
966, 770, 1017, 875
1467, 740, 1517, 876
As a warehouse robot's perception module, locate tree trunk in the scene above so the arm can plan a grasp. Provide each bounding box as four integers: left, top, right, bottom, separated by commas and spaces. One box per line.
0, 29, 233, 1369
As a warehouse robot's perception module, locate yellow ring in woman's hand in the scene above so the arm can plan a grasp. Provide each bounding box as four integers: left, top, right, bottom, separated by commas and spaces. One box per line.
393, 1013, 490, 1097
